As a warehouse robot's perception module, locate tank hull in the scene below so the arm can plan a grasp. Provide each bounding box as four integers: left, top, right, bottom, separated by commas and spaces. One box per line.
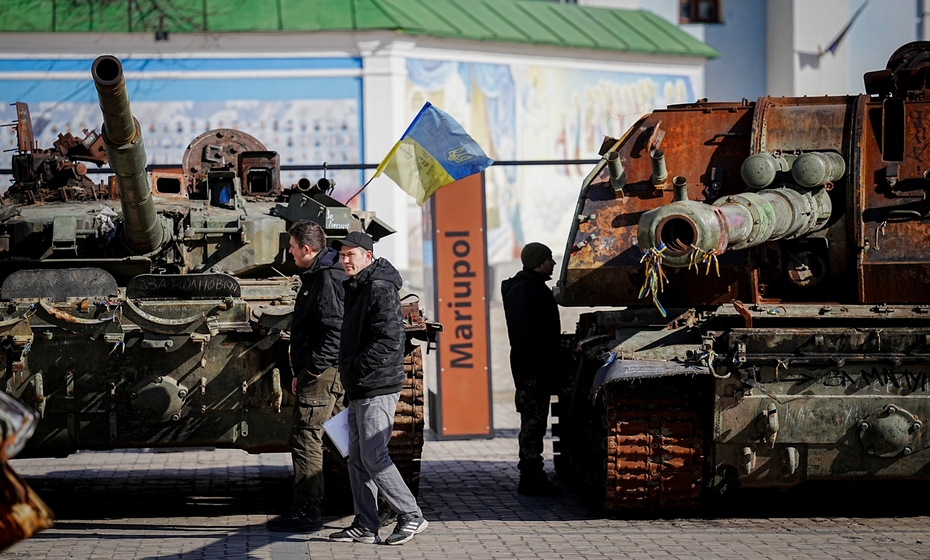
4, 278, 428, 459
556, 304, 930, 511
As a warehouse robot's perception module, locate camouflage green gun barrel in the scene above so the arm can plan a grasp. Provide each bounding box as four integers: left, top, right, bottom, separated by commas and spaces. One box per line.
92, 55, 164, 254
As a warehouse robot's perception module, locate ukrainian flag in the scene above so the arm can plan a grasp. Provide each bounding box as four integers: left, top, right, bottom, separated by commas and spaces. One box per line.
374, 102, 493, 205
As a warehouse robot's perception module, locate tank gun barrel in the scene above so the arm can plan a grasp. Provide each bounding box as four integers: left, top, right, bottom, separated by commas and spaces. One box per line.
92, 55, 164, 254
637, 178, 832, 268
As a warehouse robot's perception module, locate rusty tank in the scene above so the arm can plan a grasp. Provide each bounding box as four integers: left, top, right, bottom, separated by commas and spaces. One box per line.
0, 55, 438, 496
553, 41, 930, 511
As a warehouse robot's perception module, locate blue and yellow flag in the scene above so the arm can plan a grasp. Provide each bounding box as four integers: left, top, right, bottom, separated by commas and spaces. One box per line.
374, 102, 493, 205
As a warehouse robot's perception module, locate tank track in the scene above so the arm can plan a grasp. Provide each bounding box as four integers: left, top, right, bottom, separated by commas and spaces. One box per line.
390, 346, 425, 495
600, 380, 704, 511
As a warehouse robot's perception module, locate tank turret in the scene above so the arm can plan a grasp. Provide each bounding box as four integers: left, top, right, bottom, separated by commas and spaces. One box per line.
91, 55, 166, 254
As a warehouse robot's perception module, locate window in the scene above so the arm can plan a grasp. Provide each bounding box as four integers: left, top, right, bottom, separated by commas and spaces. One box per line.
680, 0, 723, 24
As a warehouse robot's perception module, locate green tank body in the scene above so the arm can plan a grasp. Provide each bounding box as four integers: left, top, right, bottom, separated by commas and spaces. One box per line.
0, 56, 438, 496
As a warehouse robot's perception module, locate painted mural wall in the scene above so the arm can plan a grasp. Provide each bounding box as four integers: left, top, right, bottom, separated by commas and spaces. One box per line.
404, 58, 695, 264
0, 57, 364, 202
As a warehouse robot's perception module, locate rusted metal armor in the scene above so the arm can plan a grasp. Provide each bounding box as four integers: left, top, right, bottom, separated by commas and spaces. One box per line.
553, 41, 930, 511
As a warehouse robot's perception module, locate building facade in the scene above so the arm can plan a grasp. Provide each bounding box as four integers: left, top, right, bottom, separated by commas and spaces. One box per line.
582, 0, 921, 100
0, 0, 716, 278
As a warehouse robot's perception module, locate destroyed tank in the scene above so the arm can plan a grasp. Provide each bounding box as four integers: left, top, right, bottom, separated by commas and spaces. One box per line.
0, 55, 437, 495
553, 41, 930, 511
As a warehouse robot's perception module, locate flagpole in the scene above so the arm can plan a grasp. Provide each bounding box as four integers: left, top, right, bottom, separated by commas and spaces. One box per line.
344, 173, 376, 205
346, 136, 402, 205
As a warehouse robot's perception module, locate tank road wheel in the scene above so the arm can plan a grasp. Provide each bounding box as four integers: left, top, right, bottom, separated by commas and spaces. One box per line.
601, 377, 705, 512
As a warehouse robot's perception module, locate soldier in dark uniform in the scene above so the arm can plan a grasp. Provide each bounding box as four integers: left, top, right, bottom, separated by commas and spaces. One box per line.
267, 220, 347, 532
501, 242, 563, 497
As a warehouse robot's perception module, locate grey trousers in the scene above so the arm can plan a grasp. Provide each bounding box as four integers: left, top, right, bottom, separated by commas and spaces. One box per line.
347, 392, 421, 531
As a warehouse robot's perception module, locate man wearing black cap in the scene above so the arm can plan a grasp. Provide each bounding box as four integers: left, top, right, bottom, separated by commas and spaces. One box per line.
501, 242, 563, 497
328, 232, 428, 546
267, 220, 346, 532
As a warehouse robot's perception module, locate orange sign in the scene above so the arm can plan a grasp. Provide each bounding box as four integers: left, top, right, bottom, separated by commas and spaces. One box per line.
429, 173, 491, 438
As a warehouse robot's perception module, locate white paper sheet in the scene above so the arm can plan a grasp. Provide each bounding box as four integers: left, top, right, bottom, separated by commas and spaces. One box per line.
322, 408, 350, 458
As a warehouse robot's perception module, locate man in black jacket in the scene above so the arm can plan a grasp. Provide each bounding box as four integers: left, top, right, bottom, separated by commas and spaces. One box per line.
267, 221, 346, 532
501, 242, 564, 497
328, 232, 428, 546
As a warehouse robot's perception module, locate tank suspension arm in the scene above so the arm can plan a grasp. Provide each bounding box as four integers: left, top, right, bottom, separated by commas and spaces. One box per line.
92, 55, 165, 254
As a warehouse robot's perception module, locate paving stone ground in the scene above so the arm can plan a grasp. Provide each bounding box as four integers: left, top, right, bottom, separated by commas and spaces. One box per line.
5, 301, 930, 559
6, 400, 930, 560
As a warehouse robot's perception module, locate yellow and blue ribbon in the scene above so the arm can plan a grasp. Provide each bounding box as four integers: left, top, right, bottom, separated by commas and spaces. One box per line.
688, 245, 720, 277
638, 243, 668, 317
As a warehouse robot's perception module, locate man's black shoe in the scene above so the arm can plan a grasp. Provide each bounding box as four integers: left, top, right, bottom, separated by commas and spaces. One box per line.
329, 524, 380, 544
517, 472, 563, 497
266, 504, 323, 532
385, 514, 428, 545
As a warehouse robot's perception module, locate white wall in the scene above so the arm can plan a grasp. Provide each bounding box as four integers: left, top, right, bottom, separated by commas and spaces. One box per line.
585, 1, 921, 99
765, 0, 919, 98
794, 0, 851, 96
359, 40, 413, 272
845, 0, 918, 93
766, 0, 796, 96
704, 0, 767, 101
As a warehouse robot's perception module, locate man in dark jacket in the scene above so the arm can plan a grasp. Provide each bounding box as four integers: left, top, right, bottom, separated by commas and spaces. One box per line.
328, 232, 428, 546
267, 220, 346, 532
501, 242, 563, 497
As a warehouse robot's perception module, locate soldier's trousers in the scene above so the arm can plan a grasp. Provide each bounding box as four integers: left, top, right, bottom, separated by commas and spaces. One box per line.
289, 366, 343, 509
514, 386, 552, 475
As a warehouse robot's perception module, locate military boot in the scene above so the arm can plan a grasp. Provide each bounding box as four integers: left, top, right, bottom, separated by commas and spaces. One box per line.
517, 471, 563, 497
266, 501, 323, 532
